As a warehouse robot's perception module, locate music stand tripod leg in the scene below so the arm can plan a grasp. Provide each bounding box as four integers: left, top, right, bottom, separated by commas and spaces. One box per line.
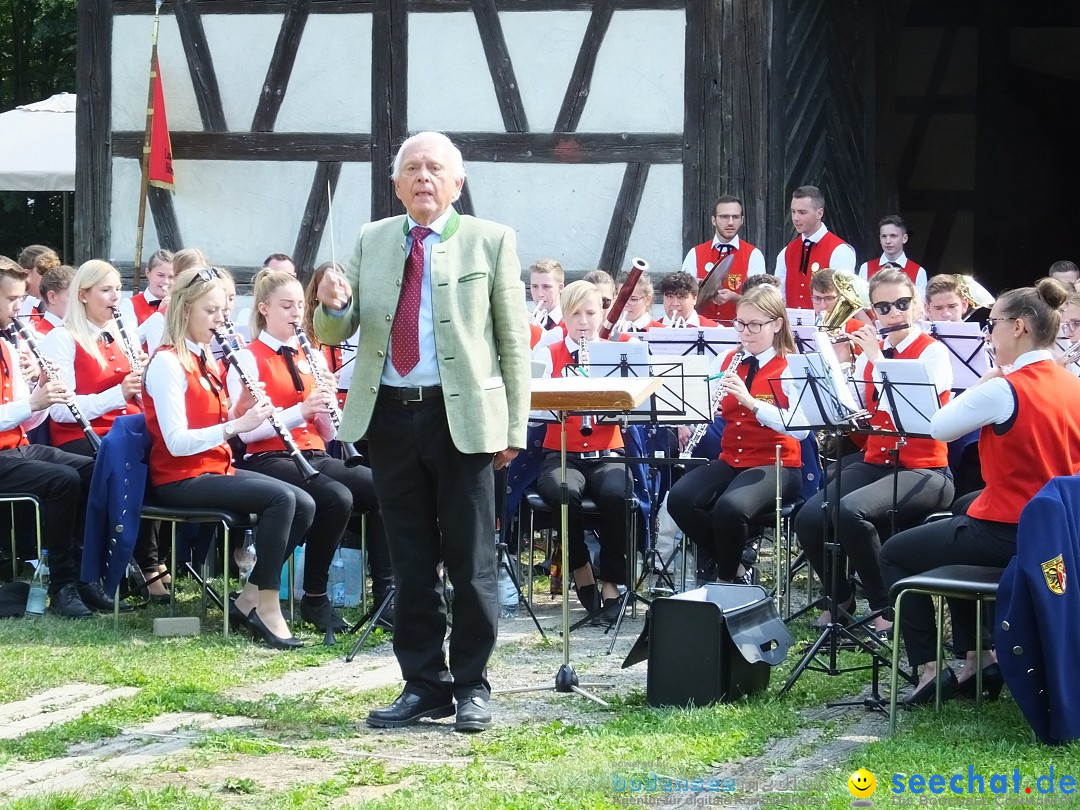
344, 586, 395, 663
497, 540, 547, 640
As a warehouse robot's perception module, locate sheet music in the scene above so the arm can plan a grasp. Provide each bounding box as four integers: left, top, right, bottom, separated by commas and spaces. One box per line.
927, 321, 989, 390
786, 308, 817, 328
645, 326, 739, 357
783, 332, 863, 427
873, 358, 940, 437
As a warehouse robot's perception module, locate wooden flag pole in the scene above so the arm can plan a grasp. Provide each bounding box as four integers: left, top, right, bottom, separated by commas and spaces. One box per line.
133, 1, 164, 293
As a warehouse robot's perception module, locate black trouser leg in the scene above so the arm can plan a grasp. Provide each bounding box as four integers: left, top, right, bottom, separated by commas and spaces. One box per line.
536, 453, 591, 573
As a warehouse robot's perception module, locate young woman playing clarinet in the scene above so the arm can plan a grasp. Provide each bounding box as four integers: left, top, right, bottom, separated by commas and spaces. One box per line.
225, 269, 391, 632
667, 285, 806, 585
143, 267, 315, 648
882, 278, 1080, 704
533, 281, 634, 622
795, 268, 954, 635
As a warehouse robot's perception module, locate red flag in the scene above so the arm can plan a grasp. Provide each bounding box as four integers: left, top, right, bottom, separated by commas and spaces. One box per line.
148, 55, 174, 190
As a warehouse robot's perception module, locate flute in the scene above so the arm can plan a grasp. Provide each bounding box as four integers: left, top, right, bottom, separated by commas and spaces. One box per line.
10, 317, 101, 453
212, 328, 320, 483
830, 323, 908, 344
291, 323, 360, 462
680, 348, 745, 459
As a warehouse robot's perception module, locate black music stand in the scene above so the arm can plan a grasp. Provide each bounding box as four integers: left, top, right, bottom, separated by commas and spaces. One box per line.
345, 587, 394, 662
927, 322, 990, 392
771, 359, 907, 707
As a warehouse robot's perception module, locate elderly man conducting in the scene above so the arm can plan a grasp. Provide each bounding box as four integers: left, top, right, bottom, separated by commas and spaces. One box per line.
314, 131, 530, 733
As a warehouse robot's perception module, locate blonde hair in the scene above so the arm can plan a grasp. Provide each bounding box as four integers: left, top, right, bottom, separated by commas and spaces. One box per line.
738, 286, 796, 356
65, 260, 123, 367
530, 258, 565, 284
161, 267, 228, 372
559, 280, 601, 318
925, 273, 964, 300
616, 268, 653, 298
172, 248, 209, 276
869, 267, 923, 321
250, 268, 303, 340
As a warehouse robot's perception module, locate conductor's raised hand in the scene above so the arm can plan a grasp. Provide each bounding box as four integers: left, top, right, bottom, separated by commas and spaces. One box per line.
317, 267, 352, 311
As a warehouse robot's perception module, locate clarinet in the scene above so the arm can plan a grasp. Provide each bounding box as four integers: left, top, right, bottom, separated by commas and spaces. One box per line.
577, 335, 593, 436
108, 306, 144, 376
10, 317, 101, 453
222, 313, 246, 349
292, 323, 360, 462
680, 348, 745, 459
211, 328, 320, 484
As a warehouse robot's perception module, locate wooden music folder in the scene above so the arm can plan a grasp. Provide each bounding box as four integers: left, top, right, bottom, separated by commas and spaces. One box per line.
530, 376, 665, 412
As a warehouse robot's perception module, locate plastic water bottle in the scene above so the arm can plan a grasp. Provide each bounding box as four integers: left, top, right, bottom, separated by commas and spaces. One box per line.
25, 551, 50, 617
329, 551, 347, 607
236, 531, 256, 586
497, 548, 518, 618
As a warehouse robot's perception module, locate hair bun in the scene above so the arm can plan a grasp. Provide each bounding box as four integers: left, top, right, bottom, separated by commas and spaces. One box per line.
1036, 276, 1070, 310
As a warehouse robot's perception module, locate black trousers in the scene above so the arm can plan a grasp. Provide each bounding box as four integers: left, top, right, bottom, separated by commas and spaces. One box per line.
535, 451, 632, 584
795, 460, 954, 611
367, 391, 497, 702
150, 469, 315, 590
667, 460, 801, 581
0, 444, 93, 588
238, 451, 392, 596
881, 515, 1015, 668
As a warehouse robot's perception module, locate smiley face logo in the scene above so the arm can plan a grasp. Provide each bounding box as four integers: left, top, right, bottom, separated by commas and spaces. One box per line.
848, 768, 877, 799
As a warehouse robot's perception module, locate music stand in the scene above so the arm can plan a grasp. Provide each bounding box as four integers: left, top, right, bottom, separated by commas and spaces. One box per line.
495, 376, 663, 705
927, 321, 990, 392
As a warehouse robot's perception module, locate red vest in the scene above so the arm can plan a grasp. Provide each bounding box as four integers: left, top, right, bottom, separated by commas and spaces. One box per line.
0, 341, 28, 450
144, 347, 233, 486
865, 257, 924, 286
969, 361, 1080, 524
50, 337, 141, 447
323, 344, 347, 411
692, 240, 757, 322
245, 340, 325, 455
131, 294, 160, 325
860, 333, 949, 468
783, 231, 851, 309
718, 350, 801, 468
542, 339, 627, 453
36, 318, 57, 336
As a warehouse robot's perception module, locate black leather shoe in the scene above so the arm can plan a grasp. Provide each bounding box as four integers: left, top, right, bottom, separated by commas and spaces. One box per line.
50, 583, 93, 619
454, 696, 492, 733
228, 595, 250, 632
78, 580, 133, 613
367, 691, 455, 729
576, 583, 600, 616
246, 608, 304, 650
299, 596, 349, 633
599, 596, 623, 624
955, 662, 1004, 701
903, 666, 958, 708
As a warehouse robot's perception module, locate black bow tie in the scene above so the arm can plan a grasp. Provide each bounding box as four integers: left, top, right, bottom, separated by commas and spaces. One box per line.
740, 355, 760, 389
799, 239, 814, 275
717, 243, 735, 255
278, 345, 305, 392
148, 299, 162, 311
881, 261, 902, 270
100, 331, 114, 345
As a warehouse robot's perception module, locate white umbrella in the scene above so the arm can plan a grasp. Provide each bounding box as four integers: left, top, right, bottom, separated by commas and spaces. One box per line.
0, 92, 76, 192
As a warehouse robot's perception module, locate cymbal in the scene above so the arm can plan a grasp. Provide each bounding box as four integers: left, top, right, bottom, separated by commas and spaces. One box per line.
696, 252, 736, 313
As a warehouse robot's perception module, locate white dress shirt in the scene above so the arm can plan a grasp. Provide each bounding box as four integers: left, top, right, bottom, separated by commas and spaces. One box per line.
773, 224, 857, 293
851, 325, 952, 416
733, 346, 810, 440
681, 234, 767, 279
856, 252, 928, 295
0, 339, 46, 433
117, 291, 163, 342
39, 326, 129, 426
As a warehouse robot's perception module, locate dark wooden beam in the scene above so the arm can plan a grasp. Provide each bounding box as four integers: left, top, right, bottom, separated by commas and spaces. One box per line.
554, 0, 614, 133
173, 0, 228, 131
147, 187, 183, 250
973, 0, 1010, 281
454, 182, 476, 217
114, 1, 685, 14
471, 0, 528, 133
251, 0, 312, 132
76, 0, 112, 262
904, 1, 978, 27
895, 94, 977, 115
600, 162, 650, 274
371, 0, 407, 220
896, 26, 959, 193
111, 131, 682, 163
921, 208, 957, 272
292, 161, 342, 277
899, 189, 976, 209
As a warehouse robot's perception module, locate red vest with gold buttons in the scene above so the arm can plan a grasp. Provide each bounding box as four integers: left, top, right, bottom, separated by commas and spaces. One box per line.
718, 350, 801, 468
969, 361, 1080, 524
131, 294, 160, 325
144, 347, 233, 486
693, 240, 756, 323
0, 341, 28, 450
50, 336, 141, 447
860, 332, 949, 467
865, 257, 924, 286
783, 231, 851, 309
245, 339, 326, 454
542, 340, 625, 453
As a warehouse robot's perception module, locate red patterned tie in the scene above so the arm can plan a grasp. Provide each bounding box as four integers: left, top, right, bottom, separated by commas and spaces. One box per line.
391, 225, 432, 376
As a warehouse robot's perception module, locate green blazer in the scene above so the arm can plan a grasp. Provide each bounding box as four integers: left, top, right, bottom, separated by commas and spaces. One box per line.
313, 210, 530, 455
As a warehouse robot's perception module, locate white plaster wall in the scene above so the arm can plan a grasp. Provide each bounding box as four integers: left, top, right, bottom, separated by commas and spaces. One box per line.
622, 164, 683, 274
408, 13, 505, 132
500, 11, 591, 132
201, 15, 283, 132
311, 162, 373, 267
112, 15, 203, 131
275, 15, 373, 133
464, 162, 625, 272
576, 10, 684, 133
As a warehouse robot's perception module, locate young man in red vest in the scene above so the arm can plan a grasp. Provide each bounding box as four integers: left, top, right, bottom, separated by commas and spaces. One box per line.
856, 215, 927, 295
680, 195, 766, 323
773, 185, 855, 309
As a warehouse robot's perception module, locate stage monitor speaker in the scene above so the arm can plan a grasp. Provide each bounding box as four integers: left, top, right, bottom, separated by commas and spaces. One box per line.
647, 584, 792, 708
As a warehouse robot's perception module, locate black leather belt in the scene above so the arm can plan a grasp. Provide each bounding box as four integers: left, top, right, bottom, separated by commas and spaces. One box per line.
567, 449, 623, 460
379, 385, 443, 403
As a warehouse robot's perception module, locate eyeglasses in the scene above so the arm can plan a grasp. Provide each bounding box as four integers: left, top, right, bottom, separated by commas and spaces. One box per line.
985, 316, 1017, 331
733, 318, 777, 334
1063, 319, 1080, 334
627, 295, 648, 303
713, 214, 743, 221
196, 267, 221, 282
601, 297, 612, 309
811, 294, 837, 305
871, 296, 914, 316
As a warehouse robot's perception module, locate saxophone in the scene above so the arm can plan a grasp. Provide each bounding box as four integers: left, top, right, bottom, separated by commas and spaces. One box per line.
680, 348, 745, 459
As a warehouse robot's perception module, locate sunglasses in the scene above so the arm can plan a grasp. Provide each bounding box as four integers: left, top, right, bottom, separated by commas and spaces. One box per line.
196, 267, 222, 282
871, 296, 914, 316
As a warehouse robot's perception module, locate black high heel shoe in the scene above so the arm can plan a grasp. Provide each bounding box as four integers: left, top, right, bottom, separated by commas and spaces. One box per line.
903, 666, 958, 708
955, 662, 1004, 701
246, 608, 304, 650
228, 595, 250, 632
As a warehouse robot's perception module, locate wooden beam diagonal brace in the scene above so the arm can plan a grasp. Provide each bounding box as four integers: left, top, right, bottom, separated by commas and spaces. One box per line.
174, 0, 228, 132
555, 0, 615, 133
147, 186, 184, 251
471, 0, 529, 133
293, 161, 342, 276
252, 0, 312, 132
600, 162, 650, 273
